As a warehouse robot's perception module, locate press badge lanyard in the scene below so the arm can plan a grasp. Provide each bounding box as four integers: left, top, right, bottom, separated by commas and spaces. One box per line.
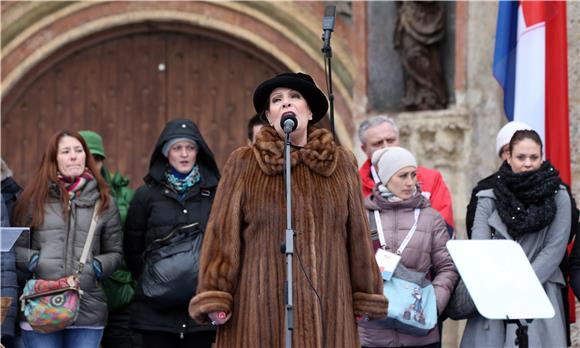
375, 208, 421, 254
374, 206, 420, 281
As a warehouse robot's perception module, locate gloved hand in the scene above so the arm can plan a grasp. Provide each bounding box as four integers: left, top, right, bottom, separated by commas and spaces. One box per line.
92, 259, 103, 279
27, 254, 39, 272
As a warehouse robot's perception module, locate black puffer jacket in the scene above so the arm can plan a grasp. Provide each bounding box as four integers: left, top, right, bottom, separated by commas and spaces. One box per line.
124, 119, 220, 335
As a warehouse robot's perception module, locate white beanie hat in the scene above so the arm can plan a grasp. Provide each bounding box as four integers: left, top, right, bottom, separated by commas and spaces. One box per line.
371, 147, 417, 185
162, 137, 197, 157
495, 121, 531, 157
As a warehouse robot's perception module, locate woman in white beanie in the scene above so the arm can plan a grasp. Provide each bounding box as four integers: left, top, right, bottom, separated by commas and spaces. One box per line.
358, 147, 458, 348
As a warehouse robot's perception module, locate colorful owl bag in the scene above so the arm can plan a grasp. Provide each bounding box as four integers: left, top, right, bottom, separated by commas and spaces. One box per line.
20, 201, 100, 333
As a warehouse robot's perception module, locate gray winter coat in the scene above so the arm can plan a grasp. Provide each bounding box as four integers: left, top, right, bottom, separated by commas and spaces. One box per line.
461, 187, 571, 348
14, 179, 123, 327
358, 190, 458, 347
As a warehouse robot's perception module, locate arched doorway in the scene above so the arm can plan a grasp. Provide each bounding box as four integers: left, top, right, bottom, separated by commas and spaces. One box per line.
2, 25, 287, 187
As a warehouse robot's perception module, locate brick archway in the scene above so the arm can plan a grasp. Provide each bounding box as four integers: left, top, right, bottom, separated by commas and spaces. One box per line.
1, 25, 289, 186
1, 1, 355, 146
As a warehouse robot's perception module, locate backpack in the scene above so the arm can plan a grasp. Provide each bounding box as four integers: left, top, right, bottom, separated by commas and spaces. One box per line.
465, 174, 495, 238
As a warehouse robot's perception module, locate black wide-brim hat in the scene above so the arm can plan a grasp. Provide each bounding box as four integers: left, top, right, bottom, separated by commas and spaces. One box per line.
253, 72, 329, 125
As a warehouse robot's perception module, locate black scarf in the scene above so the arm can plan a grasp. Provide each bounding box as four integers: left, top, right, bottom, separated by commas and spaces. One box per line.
493, 160, 561, 239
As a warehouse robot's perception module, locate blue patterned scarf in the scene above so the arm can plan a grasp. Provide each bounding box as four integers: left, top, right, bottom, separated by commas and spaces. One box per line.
165, 165, 201, 195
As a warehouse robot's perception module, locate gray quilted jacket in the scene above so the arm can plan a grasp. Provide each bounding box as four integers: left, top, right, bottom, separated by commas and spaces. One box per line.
15, 179, 123, 327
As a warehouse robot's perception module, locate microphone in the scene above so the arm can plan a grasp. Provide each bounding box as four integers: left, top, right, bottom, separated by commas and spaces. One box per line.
281, 113, 298, 134
321, 5, 336, 53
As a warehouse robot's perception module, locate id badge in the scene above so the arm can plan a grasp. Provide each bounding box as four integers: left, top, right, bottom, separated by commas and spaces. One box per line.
375, 249, 401, 281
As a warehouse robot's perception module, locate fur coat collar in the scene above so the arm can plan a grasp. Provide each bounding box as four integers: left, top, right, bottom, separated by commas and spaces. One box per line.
252, 125, 337, 177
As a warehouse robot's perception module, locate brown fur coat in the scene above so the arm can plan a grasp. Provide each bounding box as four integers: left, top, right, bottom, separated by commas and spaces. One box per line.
190, 126, 387, 347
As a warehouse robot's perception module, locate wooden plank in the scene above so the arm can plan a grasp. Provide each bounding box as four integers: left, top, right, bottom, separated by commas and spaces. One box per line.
2, 30, 286, 187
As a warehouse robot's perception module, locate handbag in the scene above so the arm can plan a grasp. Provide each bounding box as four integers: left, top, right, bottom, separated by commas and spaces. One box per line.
369, 207, 438, 336
140, 222, 202, 308
20, 201, 100, 333
445, 279, 476, 320
375, 264, 437, 336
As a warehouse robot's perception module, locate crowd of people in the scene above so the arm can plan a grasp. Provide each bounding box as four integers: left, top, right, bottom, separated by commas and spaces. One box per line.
0, 72, 578, 348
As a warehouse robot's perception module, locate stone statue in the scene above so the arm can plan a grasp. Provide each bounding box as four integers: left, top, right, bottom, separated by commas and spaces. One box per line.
394, 1, 447, 111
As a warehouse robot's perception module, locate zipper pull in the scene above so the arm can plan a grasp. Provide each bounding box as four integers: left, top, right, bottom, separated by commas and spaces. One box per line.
67, 198, 74, 216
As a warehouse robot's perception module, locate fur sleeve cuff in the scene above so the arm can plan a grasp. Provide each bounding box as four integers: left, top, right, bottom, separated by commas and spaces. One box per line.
353, 292, 388, 319
189, 290, 234, 324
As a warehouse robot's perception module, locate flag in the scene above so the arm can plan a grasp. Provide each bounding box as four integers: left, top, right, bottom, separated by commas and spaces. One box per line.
492, 0, 570, 185
493, 0, 573, 324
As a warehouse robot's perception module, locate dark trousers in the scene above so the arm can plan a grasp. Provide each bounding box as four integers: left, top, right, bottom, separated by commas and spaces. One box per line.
139, 330, 215, 348
101, 306, 143, 348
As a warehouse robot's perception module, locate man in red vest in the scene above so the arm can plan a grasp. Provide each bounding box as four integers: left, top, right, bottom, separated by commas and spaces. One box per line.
358, 115, 455, 235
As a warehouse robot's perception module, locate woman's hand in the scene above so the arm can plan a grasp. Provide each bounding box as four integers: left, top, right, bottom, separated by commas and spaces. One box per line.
208, 311, 231, 326
355, 315, 369, 322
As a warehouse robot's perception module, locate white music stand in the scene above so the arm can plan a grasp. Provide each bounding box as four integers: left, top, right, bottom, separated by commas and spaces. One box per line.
1, 227, 29, 252
447, 240, 554, 348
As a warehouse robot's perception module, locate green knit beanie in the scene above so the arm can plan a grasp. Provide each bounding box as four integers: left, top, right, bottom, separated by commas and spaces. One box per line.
79, 130, 106, 159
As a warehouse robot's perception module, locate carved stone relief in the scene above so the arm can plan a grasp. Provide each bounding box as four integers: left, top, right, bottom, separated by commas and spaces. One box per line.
395, 108, 471, 237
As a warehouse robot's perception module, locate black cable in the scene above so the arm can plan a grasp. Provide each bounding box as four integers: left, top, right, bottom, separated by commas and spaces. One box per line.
294, 234, 327, 348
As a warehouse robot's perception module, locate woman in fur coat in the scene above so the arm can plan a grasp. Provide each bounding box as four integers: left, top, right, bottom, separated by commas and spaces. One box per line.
461, 129, 571, 347
189, 72, 388, 347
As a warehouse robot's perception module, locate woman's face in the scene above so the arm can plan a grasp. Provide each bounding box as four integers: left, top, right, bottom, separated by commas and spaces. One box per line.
168, 140, 198, 174
57, 135, 86, 177
508, 138, 542, 173
386, 166, 417, 200
265, 87, 312, 144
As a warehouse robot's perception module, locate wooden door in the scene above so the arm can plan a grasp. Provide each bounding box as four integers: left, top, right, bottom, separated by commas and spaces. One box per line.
1, 31, 285, 188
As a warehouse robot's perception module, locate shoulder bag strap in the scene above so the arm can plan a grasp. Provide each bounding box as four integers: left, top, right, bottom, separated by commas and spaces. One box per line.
77, 200, 101, 274
373, 210, 386, 248
370, 165, 381, 184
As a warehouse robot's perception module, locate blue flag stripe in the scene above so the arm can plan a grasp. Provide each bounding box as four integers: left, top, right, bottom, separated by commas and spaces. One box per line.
492, 0, 519, 121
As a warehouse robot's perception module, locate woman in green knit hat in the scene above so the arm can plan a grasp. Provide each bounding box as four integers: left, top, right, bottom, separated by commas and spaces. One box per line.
79, 130, 140, 348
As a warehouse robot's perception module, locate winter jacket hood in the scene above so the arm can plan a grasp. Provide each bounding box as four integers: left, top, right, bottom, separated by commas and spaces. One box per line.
365, 185, 430, 211
145, 119, 220, 189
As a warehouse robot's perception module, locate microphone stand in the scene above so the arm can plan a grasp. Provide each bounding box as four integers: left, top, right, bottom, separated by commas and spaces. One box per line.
322, 35, 335, 139
321, 5, 336, 139
506, 319, 532, 348
282, 129, 294, 348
